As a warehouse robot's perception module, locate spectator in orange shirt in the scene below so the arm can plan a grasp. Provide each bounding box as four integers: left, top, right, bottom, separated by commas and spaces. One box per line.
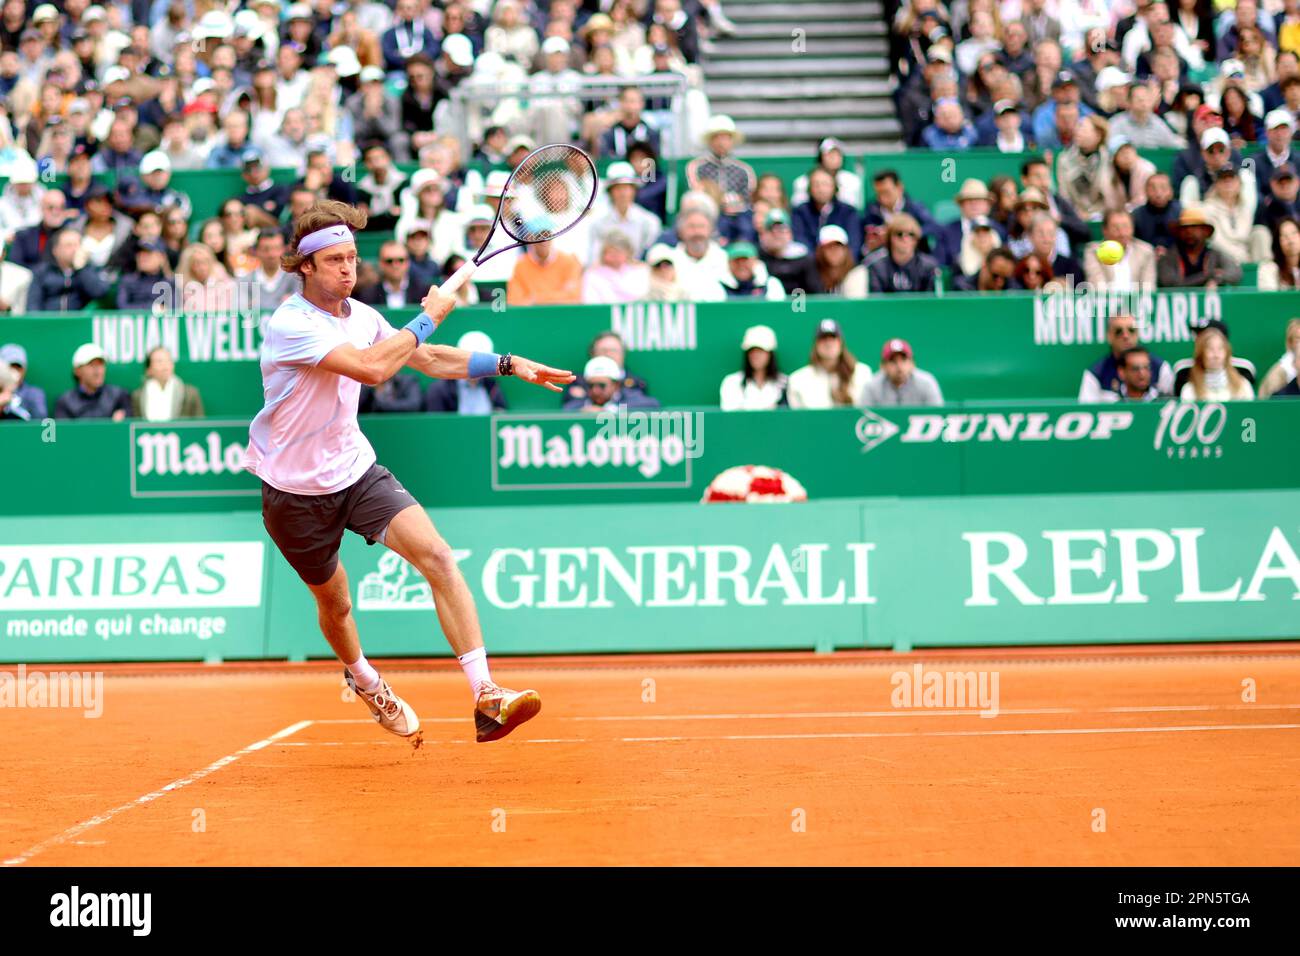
506, 239, 583, 305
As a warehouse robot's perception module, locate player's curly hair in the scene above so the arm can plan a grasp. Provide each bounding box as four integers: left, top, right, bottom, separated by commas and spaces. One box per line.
280, 200, 369, 275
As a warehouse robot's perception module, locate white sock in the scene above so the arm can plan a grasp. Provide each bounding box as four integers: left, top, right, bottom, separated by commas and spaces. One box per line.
345, 654, 382, 693
458, 647, 492, 697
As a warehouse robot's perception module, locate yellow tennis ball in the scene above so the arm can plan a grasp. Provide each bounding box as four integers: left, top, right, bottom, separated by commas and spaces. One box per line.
1097, 240, 1125, 265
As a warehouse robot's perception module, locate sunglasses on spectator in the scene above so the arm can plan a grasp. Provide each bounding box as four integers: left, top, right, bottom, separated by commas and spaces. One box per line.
382, 256, 408, 264
1113, 325, 1138, 335
587, 380, 613, 389
892, 231, 920, 240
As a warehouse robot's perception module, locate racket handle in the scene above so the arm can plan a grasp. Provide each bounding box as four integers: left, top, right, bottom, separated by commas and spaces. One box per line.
438, 259, 480, 297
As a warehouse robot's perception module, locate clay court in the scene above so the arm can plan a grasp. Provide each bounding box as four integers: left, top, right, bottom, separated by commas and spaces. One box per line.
3, 643, 1299, 867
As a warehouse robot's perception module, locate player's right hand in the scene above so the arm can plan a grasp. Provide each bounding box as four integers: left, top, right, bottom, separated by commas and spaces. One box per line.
422, 286, 459, 324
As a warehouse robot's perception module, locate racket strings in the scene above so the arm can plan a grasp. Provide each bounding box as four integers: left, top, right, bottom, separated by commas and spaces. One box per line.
499, 145, 597, 244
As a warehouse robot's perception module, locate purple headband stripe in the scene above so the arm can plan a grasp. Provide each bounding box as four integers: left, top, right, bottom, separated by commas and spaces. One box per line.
297, 224, 353, 256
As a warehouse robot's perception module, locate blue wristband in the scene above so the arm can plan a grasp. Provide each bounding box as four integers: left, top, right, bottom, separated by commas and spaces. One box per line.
404, 313, 435, 344
467, 351, 500, 378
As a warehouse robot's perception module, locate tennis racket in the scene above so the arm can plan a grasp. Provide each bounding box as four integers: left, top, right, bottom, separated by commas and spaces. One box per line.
435, 143, 598, 297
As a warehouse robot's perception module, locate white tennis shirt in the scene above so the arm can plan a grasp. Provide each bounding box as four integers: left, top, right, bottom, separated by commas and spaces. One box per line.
243, 292, 402, 494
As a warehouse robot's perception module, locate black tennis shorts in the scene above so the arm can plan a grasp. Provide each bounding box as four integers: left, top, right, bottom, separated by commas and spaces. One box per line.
261, 463, 418, 586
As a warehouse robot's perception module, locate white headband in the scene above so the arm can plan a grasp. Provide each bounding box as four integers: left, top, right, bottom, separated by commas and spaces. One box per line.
297, 224, 353, 256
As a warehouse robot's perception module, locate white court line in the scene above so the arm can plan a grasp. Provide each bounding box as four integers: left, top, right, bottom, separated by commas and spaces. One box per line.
618, 723, 1300, 743
2, 720, 313, 867
560, 703, 1300, 721
306, 704, 1300, 724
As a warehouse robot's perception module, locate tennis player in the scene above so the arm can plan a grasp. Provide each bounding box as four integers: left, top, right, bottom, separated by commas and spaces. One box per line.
243, 200, 573, 742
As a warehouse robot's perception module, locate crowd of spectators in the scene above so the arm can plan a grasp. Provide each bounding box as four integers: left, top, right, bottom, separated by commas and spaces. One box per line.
885, 0, 1300, 296
2, 1, 1299, 420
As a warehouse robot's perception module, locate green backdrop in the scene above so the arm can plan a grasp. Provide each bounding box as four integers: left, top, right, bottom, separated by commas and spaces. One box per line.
2, 490, 1297, 662
2, 399, 1296, 516
5, 288, 1296, 417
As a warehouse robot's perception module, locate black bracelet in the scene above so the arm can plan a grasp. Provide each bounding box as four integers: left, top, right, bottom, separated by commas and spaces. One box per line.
498, 352, 514, 377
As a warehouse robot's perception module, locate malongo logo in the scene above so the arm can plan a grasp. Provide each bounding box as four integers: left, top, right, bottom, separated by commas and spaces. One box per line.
131, 422, 260, 498
492, 412, 701, 490
856, 408, 1134, 453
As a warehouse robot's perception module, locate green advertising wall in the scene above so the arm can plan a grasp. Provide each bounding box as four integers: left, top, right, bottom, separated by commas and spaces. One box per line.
3, 399, 1296, 516
2, 490, 1297, 663
4, 289, 1297, 417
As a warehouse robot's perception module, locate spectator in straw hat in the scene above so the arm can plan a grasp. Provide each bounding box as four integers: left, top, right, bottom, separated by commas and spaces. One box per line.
934, 178, 1001, 268
686, 114, 756, 218
720, 324, 787, 411
1158, 206, 1244, 287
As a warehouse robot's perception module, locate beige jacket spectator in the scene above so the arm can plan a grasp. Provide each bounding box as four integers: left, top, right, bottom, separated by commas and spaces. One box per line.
1083, 237, 1158, 288
0, 244, 32, 313
484, 1, 540, 66
1201, 171, 1273, 263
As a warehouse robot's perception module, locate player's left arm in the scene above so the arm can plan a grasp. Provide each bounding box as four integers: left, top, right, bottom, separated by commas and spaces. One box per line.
406, 345, 575, 393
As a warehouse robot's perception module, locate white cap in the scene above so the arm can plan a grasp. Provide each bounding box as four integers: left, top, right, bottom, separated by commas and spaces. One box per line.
194, 10, 234, 39
409, 168, 444, 193
583, 356, 622, 381
466, 204, 495, 225
7, 157, 37, 184
359, 65, 385, 84
140, 150, 171, 174
1095, 66, 1132, 92
541, 36, 571, 56
326, 46, 361, 77
442, 33, 475, 67
102, 65, 131, 86
191, 77, 215, 96
646, 243, 675, 265
1266, 108, 1295, 130
1200, 127, 1231, 150
72, 343, 106, 368
32, 3, 59, 21
482, 169, 511, 198
286, 2, 312, 19
83, 5, 107, 22
457, 331, 494, 354
740, 324, 777, 352
605, 161, 639, 187
505, 134, 535, 154
818, 224, 850, 246
1220, 57, 1246, 79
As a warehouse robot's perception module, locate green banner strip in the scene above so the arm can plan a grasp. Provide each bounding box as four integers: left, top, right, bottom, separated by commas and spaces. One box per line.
2, 490, 1297, 663
4, 289, 1294, 417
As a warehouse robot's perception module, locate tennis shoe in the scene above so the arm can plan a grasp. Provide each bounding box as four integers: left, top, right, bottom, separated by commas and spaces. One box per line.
474, 681, 541, 742
345, 669, 421, 737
